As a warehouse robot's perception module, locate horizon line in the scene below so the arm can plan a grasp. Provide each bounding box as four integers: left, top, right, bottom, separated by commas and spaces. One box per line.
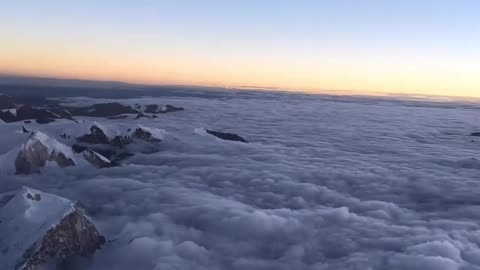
0, 71, 478, 102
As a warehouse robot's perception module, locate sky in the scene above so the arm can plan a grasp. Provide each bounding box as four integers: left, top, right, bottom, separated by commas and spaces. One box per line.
1, 0, 479, 97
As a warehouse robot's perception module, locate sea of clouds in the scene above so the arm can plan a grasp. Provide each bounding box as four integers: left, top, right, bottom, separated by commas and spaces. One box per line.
1, 92, 480, 270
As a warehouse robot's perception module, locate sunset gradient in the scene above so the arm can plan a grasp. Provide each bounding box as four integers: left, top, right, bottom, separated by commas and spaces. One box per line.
1, 1, 479, 97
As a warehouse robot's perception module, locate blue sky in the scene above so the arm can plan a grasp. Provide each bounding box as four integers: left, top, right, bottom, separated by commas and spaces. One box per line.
1, 1, 479, 96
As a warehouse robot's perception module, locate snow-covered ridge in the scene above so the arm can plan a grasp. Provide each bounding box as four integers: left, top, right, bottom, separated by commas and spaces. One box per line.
0, 131, 76, 175
25, 131, 74, 159
0, 186, 75, 270
0, 186, 105, 270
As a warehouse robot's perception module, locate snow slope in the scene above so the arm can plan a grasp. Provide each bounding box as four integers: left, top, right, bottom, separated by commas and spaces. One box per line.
25, 131, 75, 160
0, 186, 75, 270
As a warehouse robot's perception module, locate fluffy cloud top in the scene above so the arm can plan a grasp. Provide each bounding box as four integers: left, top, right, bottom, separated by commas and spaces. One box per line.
1, 93, 480, 270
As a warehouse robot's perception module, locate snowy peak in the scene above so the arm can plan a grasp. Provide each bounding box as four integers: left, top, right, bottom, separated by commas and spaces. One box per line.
0, 186, 104, 270
0, 186, 74, 224
0, 186, 75, 269
15, 131, 76, 174
25, 131, 73, 155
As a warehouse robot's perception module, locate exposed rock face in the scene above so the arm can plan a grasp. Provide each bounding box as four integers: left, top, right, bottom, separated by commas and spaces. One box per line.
71, 144, 88, 154
73, 124, 164, 166
132, 127, 162, 142
19, 208, 105, 270
0, 94, 16, 109
0, 187, 105, 270
144, 104, 160, 113
471, 132, 480, 137
77, 124, 133, 148
205, 129, 248, 143
74, 124, 133, 165
82, 149, 111, 168
77, 126, 110, 144
22, 126, 30, 134
15, 131, 75, 175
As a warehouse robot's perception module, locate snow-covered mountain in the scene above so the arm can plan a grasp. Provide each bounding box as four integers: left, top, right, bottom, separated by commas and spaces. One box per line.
0, 131, 75, 175
0, 186, 104, 270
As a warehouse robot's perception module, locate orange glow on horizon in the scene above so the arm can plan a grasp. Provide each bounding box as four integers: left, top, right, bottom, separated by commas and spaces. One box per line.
1, 34, 479, 98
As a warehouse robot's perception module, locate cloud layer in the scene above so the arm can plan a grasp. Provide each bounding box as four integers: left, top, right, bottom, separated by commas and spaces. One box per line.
1, 94, 480, 269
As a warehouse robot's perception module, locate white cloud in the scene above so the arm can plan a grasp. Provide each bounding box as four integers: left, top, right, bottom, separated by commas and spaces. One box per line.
1, 94, 480, 269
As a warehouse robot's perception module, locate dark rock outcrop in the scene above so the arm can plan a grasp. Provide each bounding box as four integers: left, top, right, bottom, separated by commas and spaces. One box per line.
73, 124, 165, 166
206, 129, 248, 143
132, 127, 162, 142
21, 126, 30, 134
77, 124, 133, 148
471, 132, 480, 137
18, 106, 60, 121
144, 104, 160, 113
71, 144, 88, 154
74, 124, 133, 165
0, 98, 185, 123
77, 126, 110, 144
0, 105, 61, 123
72, 144, 117, 160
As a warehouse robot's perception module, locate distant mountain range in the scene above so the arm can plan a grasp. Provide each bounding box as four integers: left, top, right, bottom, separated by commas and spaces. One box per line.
0, 74, 246, 99
0, 74, 135, 89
